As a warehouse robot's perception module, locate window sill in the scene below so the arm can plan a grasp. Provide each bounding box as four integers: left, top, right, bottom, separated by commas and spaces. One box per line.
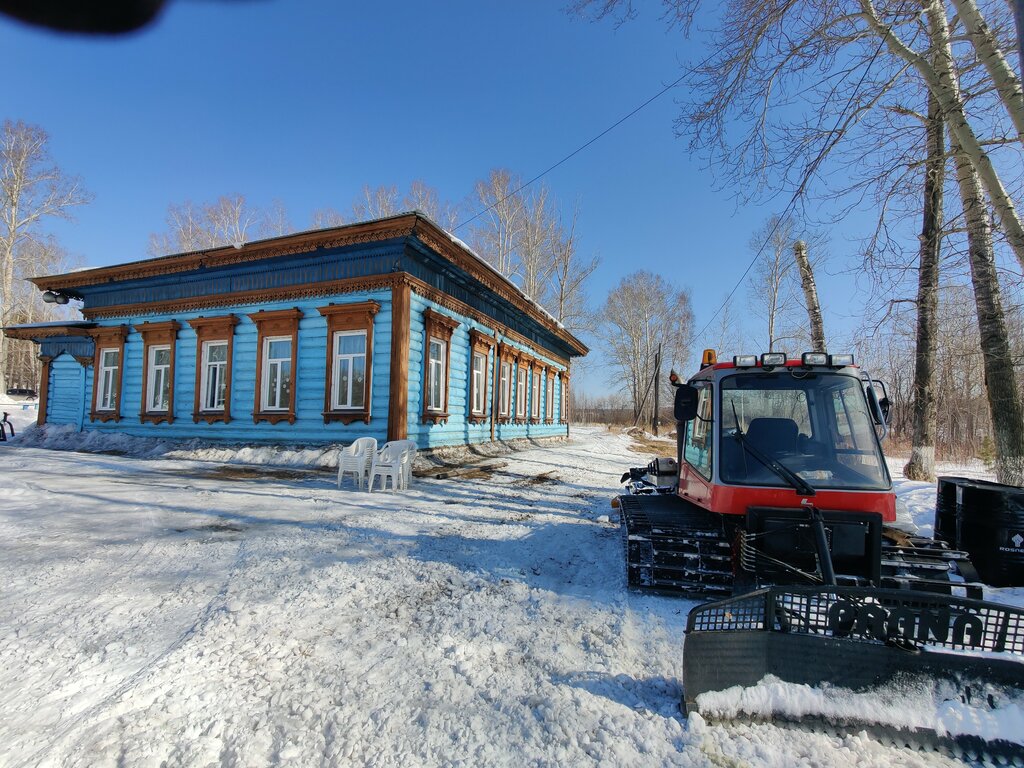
468, 414, 488, 425
324, 410, 370, 425
422, 410, 449, 425
253, 411, 296, 425
194, 412, 230, 424
91, 411, 120, 423
141, 413, 174, 425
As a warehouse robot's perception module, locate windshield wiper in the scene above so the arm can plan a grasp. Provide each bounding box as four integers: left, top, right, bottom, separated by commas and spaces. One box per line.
730, 402, 816, 497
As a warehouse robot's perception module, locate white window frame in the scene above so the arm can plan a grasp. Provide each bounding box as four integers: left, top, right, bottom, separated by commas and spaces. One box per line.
516, 366, 527, 418
97, 348, 120, 411
499, 361, 511, 417
331, 330, 368, 411
262, 335, 292, 412
200, 340, 229, 412
546, 375, 554, 420
471, 351, 486, 415
146, 344, 172, 413
427, 336, 447, 412
531, 370, 541, 419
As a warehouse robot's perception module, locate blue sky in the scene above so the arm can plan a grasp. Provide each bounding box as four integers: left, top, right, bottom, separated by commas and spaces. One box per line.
3, 0, 880, 395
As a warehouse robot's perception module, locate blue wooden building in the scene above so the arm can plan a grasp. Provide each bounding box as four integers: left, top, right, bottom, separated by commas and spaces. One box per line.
4, 213, 587, 448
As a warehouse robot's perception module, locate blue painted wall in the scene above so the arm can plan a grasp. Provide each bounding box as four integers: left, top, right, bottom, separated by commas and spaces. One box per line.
77, 289, 392, 444
48, 353, 87, 426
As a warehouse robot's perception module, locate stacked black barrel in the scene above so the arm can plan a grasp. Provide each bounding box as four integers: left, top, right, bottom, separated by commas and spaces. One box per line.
935, 476, 1024, 587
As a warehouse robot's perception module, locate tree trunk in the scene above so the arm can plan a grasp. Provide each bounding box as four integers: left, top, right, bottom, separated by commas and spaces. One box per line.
948, 0, 1024, 145
793, 240, 826, 352
952, 141, 1024, 485
904, 94, 945, 482
861, 0, 1024, 272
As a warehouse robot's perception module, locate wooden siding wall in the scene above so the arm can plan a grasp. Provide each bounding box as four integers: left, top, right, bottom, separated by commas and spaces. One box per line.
408, 293, 568, 448
74, 290, 392, 443
48, 353, 86, 426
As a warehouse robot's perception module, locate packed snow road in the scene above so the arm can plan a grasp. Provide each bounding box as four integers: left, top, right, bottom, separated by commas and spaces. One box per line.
0, 428, 971, 767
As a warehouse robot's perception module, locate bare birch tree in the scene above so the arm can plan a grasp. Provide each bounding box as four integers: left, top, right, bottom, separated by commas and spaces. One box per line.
148, 194, 291, 255
601, 271, 694, 423
515, 184, 555, 302
1, 120, 90, 394
469, 169, 527, 277
794, 240, 827, 352
547, 203, 600, 332
351, 184, 401, 221
748, 215, 801, 352
404, 180, 462, 232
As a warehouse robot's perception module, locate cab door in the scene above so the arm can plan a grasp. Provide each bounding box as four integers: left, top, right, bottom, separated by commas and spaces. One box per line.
678, 382, 713, 507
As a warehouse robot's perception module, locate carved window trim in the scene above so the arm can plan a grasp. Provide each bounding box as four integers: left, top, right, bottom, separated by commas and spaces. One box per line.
135, 320, 180, 425
530, 363, 543, 424
249, 308, 302, 425
187, 315, 237, 424
87, 325, 128, 423
515, 358, 529, 424
496, 343, 520, 423
422, 307, 458, 424
468, 329, 495, 425
317, 301, 380, 425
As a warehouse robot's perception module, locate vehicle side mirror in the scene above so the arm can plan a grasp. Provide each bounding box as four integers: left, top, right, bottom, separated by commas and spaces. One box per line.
674, 384, 699, 422
871, 379, 891, 424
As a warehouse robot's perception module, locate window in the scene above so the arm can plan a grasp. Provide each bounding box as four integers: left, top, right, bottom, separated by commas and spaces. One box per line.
249, 308, 301, 424
546, 373, 554, 422
516, 365, 527, 419
468, 329, 494, 424
201, 341, 228, 412
88, 325, 129, 423
146, 345, 171, 412
97, 348, 120, 411
188, 314, 237, 424
263, 336, 292, 411
683, 385, 713, 480
136, 320, 181, 424
531, 368, 541, 421
499, 361, 511, 417
471, 352, 486, 414
427, 338, 446, 411
333, 331, 367, 410
318, 301, 379, 424
422, 308, 458, 424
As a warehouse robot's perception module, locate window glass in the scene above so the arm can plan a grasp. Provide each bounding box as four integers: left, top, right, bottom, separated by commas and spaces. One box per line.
333, 330, 367, 409
471, 352, 486, 414
500, 361, 511, 415
147, 345, 171, 412
516, 367, 527, 416
263, 337, 292, 411
98, 348, 120, 410
428, 338, 446, 411
683, 385, 713, 479
202, 341, 228, 411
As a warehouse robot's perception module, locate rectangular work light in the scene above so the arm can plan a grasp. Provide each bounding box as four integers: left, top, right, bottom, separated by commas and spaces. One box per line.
760, 352, 787, 367
829, 354, 855, 367
733, 355, 758, 367
801, 352, 828, 366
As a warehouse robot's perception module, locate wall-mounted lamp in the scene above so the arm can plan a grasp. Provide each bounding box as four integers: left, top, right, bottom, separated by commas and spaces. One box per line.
42, 291, 71, 305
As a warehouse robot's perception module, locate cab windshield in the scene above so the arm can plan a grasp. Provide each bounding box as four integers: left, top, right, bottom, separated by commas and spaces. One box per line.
719, 371, 890, 491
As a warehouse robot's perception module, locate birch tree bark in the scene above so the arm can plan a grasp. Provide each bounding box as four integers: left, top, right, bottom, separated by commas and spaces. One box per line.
952, 139, 1024, 485
793, 240, 826, 352
904, 93, 945, 482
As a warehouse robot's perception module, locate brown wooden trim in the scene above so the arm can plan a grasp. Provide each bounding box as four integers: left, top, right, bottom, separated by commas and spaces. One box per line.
187, 314, 238, 424
87, 325, 128, 422
34, 213, 587, 357
468, 329, 495, 424
2, 324, 94, 340
318, 300, 380, 424
249, 308, 301, 425
37, 355, 52, 426
422, 308, 457, 424
134, 320, 180, 424
388, 281, 411, 441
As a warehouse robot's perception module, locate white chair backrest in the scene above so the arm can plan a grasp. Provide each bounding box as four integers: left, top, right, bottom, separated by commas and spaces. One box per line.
352, 437, 377, 457
377, 441, 403, 463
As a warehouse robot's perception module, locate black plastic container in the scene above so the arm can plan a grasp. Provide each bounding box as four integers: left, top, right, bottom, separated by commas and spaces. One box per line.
935, 476, 1024, 587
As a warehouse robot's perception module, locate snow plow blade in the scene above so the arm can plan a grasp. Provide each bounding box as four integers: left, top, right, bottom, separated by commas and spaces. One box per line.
683, 586, 1024, 759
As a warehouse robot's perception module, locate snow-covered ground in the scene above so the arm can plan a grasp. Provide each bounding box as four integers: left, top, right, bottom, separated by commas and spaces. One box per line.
0, 428, 1017, 767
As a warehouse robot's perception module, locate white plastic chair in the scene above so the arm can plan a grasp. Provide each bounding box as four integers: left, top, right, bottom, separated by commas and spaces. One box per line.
396, 439, 418, 489
337, 437, 377, 489
369, 441, 405, 492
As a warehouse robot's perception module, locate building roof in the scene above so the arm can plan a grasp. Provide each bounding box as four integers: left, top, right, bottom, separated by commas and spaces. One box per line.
29, 212, 588, 356
2, 321, 95, 340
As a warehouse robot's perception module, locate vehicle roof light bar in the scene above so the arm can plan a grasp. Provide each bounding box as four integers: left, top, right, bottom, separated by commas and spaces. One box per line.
733, 354, 758, 367
761, 352, 787, 368
829, 353, 855, 367
802, 352, 828, 366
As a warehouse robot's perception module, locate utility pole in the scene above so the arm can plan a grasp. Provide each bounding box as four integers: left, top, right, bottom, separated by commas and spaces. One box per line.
652, 343, 662, 436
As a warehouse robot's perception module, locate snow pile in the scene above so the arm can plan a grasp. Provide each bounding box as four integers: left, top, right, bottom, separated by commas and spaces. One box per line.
694, 674, 1024, 745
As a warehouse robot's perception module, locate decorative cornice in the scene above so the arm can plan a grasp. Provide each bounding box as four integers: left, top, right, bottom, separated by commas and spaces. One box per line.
3, 324, 95, 340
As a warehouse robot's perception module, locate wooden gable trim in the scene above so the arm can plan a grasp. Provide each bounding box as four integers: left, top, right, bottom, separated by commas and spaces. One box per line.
317, 300, 380, 425
421, 308, 458, 425
187, 314, 238, 424
468, 329, 495, 425
249, 308, 302, 425
2, 324, 94, 341
87, 325, 128, 423
134, 320, 181, 425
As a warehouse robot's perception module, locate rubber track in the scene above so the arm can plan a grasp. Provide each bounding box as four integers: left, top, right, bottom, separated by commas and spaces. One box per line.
618, 494, 733, 597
